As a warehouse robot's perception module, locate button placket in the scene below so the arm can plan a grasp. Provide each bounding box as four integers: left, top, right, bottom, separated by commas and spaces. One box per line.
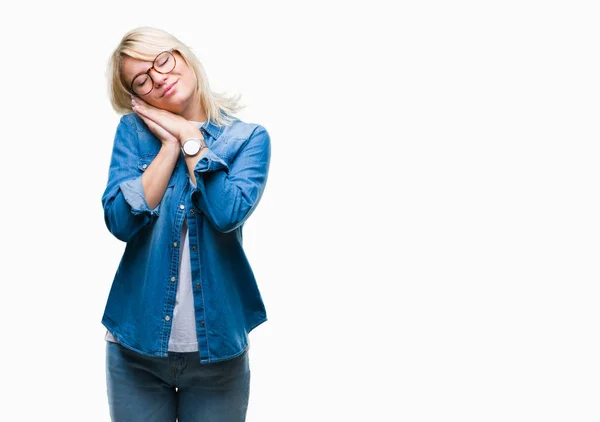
183, 193, 209, 356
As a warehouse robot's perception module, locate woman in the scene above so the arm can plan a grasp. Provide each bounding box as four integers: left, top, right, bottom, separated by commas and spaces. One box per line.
101, 26, 271, 422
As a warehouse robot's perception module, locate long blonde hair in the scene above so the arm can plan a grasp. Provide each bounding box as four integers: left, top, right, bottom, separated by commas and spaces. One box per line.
106, 26, 244, 126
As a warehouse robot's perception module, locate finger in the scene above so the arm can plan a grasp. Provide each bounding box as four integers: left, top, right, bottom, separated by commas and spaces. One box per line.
131, 96, 150, 113
131, 95, 158, 110
132, 102, 162, 126
134, 109, 178, 144
132, 102, 184, 139
131, 99, 162, 124
131, 95, 148, 106
130, 96, 197, 143
133, 105, 176, 138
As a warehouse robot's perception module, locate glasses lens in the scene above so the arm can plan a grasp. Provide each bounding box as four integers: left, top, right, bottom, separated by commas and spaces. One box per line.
132, 74, 153, 96
155, 51, 175, 73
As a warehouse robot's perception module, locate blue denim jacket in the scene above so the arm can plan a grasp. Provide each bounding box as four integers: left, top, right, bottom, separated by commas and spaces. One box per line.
101, 112, 270, 363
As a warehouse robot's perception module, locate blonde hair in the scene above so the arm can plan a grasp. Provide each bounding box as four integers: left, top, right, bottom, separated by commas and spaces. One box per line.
106, 26, 244, 126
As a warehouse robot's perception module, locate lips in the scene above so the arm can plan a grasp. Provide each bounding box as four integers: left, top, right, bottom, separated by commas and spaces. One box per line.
162, 81, 177, 97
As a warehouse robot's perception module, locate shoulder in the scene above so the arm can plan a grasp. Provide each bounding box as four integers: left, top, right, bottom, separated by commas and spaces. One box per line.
119, 112, 145, 132
116, 113, 163, 153
220, 116, 269, 142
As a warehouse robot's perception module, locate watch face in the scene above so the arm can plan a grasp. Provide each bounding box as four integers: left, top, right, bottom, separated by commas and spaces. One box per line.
183, 139, 201, 155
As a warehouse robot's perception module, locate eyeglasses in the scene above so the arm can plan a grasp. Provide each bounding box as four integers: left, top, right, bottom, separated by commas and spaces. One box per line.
129, 49, 177, 96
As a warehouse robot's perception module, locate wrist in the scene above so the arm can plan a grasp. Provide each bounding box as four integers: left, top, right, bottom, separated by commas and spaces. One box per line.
179, 129, 205, 146
161, 142, 181, 156
181, 137, 207, 157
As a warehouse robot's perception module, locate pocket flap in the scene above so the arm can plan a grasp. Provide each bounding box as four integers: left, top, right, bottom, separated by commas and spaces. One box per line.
138, 154, 156, 172
137, 154, 176, 187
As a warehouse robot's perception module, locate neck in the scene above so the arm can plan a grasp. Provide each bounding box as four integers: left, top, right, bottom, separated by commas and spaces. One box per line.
181, 90, 208, 122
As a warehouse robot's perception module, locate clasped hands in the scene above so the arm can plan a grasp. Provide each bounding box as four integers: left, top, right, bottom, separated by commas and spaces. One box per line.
131, 95, 204, 148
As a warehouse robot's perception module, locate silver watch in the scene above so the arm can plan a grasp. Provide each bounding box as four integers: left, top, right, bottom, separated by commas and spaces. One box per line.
182, 138, 207, 156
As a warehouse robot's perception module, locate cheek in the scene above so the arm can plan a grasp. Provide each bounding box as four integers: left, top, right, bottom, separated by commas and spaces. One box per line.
178, 76, 197, 97
181, 72, 197, 89
148, 96, 163, 107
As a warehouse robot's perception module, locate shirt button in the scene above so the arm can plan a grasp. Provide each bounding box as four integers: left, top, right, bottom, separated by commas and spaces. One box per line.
190, 209, 195, 214
171, 276, 176, 282
173, 242, 178, 247
195, 282, 200, 288
165, 315, 171, 321
192, 246, 197, 251
142, 164, 148, 169
200, 321, 205, 327
180, 204, 185, 210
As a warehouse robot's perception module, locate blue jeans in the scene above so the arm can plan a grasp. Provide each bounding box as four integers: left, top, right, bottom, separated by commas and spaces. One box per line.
106, 341, 251, 421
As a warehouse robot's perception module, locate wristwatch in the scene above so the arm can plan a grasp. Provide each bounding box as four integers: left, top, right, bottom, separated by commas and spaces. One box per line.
182, 137, 207, 156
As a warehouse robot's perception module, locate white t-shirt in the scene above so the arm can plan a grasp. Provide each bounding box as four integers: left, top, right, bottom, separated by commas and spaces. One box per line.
105, 120, 206, 352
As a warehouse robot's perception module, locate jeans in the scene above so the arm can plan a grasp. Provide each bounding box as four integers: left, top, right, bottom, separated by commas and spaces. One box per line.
106, 341, 251, 421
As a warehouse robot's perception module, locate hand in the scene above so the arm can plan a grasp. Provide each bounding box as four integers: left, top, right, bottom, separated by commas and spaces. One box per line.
131, 95, 202, 147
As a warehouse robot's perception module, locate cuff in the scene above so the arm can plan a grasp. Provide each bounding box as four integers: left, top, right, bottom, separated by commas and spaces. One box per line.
194, 148, 229, 174
119, 176, 160, 216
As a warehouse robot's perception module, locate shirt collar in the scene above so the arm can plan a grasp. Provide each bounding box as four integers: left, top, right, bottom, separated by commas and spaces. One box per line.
200, 119, 223, 140
193, 110, 230, 140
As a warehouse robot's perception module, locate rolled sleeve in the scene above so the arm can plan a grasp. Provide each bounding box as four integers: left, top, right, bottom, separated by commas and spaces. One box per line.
191, 126, 271, 233
101, 114, 159, 242
194, 148, 229, 174
119, 176, 160, 216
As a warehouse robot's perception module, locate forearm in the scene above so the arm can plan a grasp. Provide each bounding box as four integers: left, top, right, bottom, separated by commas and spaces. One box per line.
142, 143, 180, 209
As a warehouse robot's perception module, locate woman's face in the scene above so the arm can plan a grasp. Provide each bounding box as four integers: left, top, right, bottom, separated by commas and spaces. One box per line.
121, 50, 198, 115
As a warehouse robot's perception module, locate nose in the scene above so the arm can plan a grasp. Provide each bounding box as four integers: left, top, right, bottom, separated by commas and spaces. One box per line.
150, 68, 168, 87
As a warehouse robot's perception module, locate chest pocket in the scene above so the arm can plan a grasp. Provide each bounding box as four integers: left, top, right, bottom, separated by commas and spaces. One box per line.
137, 154, 177, 187
212, 137, 248, 166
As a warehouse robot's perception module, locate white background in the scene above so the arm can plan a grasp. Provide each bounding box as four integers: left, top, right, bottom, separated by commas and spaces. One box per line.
1, 0, 599, 421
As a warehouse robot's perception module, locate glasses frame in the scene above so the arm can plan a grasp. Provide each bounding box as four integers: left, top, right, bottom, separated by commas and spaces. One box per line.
129, 49, 177, 96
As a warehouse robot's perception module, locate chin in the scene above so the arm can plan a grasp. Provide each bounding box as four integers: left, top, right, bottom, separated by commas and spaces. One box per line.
159, 96, 186, 112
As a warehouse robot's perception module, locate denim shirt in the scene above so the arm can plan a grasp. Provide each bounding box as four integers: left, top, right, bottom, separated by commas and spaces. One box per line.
101, 111, 271, 364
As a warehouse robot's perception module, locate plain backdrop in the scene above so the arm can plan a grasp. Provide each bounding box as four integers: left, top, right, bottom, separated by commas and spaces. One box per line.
1, 0, 599, 421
